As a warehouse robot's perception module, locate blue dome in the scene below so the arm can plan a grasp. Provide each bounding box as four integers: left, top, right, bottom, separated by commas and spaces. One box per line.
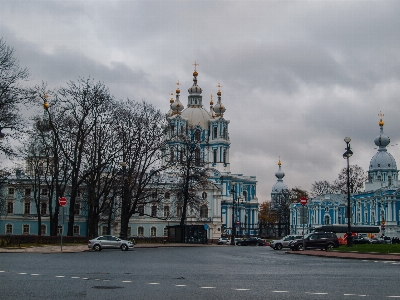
369, 151, 397, 172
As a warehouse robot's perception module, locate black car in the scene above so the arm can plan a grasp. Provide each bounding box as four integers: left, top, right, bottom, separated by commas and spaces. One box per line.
237, 237, 265, 246
289, 232, 339, 251
353, 236, 372, 244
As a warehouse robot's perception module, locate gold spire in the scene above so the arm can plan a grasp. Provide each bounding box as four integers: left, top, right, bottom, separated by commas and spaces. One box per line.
217, 83, 222, 96
378, 111, 384, 127
43, 93, 50, 109
176, 80, 181, 94
193, 61, 199, 77
170, 92, 174, 103
278, 156, 281, 166
210, 94, 214, 105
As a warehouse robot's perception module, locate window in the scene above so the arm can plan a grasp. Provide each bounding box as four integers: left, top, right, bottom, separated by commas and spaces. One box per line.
324, 207, 329, 212
41, 224, 46, 235
177, 205, 182, 217
324, 216, 330, 225
213, 127, 217, 139
150, 227, 157, 237
74, 203, 81, 215
73, 225, 80, 236
23, 224, 30, 234
8, 187, 14, 195
202, 192, 207, 199
223, 150, 226, 164
223, 127, 226, 139
7, 202, 13, 214
213, 149, 217, 163
195, 129, 201, 141
41, 189, 48, 196
57, 226, 62, 235
372, 211, 375, 223
200, 205, 208, 218
24, 202, 31, 214
164, 205, 170, 217
138, 226, 144, 237
152, 192, 157, 200
195, 148, 201, 166
127, 227, 131, 237
165, 192, 170, 199
138, 205, 144, 216
171, 124, 175, 135
179, 149, 184, 162
102, 226, 108, 235
41, 202, 47, 215
25, 188, 31, 196
6, 224, 12, 234
243, 191, 247, 199
364, 212, 368, 223
163, 227, 168, 237
170, 148, 174, 162
151, 205, 157, 217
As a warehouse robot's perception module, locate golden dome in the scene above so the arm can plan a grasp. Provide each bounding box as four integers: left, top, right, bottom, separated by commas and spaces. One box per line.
193, 70, 198, 77
43, 102, 49, 109
176, 88, 180, 94
378, 111, 384, 127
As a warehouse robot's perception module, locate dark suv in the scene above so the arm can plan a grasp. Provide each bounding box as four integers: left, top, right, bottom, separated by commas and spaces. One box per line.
288, 232, 339, 251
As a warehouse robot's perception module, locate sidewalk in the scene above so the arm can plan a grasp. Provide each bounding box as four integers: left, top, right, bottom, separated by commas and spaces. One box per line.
0, 243, 213, 253
286, 249, 400, 261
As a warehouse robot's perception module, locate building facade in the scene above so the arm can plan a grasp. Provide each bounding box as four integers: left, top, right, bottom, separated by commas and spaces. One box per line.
291, 114, 400, 238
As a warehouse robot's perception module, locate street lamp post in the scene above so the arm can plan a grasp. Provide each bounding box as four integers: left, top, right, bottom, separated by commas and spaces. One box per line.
231, 182, 236, 245
343, 137, 353, 247
119, 161, 127, 238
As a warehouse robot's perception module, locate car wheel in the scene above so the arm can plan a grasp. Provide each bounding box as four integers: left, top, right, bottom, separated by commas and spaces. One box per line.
297, 244, 304, 251
121, 244, 128, 251
236, 242, 241, 246
93, 244, 102, 251
217, 242, 222, 245
325, 243, 334, 250
275, 244, 282, 250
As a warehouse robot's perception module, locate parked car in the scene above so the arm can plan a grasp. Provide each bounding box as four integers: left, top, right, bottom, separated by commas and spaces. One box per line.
370, 238, 382, 244
88, 235, 134, 251
379, 236, 392, 244
217, 237, 231, 245
288, 232, 339, 251
270, 235, 303, 250
353, 236, 372, 244
237, 237, 265, 246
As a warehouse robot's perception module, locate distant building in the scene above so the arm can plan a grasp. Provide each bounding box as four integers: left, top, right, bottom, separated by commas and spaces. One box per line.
291, 114, 400, 238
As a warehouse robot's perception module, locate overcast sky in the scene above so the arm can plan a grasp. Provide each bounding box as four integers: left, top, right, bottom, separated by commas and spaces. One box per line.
1, 0, 400, 203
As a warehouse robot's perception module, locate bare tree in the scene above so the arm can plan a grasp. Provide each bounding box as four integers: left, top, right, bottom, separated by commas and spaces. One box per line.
258, 202, 277, 237
333, 165, 367, 194
0, 38, 30, 156
309, 180, 336, 198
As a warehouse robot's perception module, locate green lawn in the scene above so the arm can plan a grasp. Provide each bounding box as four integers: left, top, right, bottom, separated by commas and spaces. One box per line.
333, 244, 400, 254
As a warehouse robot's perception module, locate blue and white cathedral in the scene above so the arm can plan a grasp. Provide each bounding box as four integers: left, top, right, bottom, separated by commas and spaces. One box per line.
291, 114, 400, 238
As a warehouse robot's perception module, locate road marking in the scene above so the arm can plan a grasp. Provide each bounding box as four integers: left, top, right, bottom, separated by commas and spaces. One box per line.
31, 274, 40, 276
18, 273, 27, 275
71, 277, 80, 278
122, 281, 132, 283
0, 271, 5, 273
56, 276, 65, 278
200, 287, 216, 289
344, 294, 358, 296
148, 283, 160, 285
234, 288, 250, 291
387, 296, 400, 298
272, 291, 289, 293
82, 278, 89, 280
306, 292, 328, 295
384, 261, 395, 263
175, 285, 187, 287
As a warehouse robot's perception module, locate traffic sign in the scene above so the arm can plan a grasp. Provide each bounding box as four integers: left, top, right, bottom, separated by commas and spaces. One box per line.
59, 197, 67, 207
300, 197, 307, 206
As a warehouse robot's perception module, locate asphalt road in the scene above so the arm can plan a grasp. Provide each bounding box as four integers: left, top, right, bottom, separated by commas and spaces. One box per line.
1, 246, 400, 299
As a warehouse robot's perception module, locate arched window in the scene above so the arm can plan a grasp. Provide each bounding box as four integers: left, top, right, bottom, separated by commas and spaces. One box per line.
177, 205, 182, 217
213, 149, 217, 163
200, 205, 208, 218
6, 223, 12, 234
223, 150, 227, 164
73, 225, 80, 236
138, 226, 144, 237
324, 215, 330, 225
195, 148, 201, 166
195, 129, 201, 141
41, 224, 46, 235
213, 127, 217, 139
163, 227, 168, 237
202, 192, 207, 199
223, 127, 226, 139
243, 191, 247, 200
170, 148, 175, 162
150, 227, 157, 237
165, 192, 170, 199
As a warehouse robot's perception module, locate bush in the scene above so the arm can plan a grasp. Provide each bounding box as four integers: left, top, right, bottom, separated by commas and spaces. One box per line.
0, 235, 87, 247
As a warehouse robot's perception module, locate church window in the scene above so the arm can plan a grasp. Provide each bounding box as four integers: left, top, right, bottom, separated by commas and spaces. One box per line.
177, 205, 182, 217
41, 202, 47, 215
243, 191, 247, 200
213, 149, 217, 163
180, 125, 184, 135
7, 202, 13, 214
378, 164, 380, 167
171, 124, 175, 135
195, 99, 197, 104
170, 148, 174, 162
165, 192, 170, 199
195, 129, 201, 141
213, 127, 217, 139
364, 212, 368, 223
151, 205, 157, 217
200, 205, 208, 218
324, 207, 329, 212
372, 211, 375, 223
202, 192, 207, 199
164, 205, 170, 217
6, 224, 12, 234
195, 148, 201, 166
223, 127, 226, 139
324, 216, 330, 225
163, 227, 168, 236
137, 205, 144, 216
138, 226, 144, 237
151, 227, 157, 237
223, 150, 227, 164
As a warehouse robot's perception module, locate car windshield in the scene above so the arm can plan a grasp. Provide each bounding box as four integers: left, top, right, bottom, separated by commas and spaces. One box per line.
303, 233, 312, 239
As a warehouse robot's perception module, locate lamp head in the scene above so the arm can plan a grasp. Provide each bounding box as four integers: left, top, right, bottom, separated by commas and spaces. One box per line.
344, 136, 351, 144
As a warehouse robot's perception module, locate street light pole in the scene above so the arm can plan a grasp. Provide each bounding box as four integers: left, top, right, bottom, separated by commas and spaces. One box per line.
231, 182, 236, 245
343, 137, 353, 247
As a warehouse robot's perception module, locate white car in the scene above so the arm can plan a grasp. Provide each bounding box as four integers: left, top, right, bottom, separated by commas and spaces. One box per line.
88, 235, 134, 251
269, 235, 303, 250
217, 237, 231, 245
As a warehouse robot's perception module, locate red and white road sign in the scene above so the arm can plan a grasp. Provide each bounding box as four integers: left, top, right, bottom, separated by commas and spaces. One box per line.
300, 197, 307, 206
59, 197, 67, 207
